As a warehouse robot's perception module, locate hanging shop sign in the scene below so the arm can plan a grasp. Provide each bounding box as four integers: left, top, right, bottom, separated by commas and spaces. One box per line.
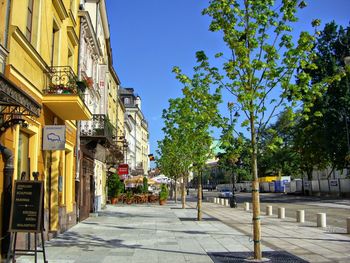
42, 125, 66, 150
118, 163, 129, 175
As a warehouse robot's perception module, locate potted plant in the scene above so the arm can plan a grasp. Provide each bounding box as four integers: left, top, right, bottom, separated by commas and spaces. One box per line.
108, 173, 123, 204
159, 183, 169, 205
125, 191, 133, 204
76, 80, 87, 93
143, 176, 148, 193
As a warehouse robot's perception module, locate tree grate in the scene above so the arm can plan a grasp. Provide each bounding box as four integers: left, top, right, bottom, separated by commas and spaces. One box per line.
207, 251, 309, 263
178, 217, 219, 221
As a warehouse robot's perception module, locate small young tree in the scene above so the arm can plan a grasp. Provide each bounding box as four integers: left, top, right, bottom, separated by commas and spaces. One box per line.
218, 103, 252, 183
159, 104, 194, 209
156, 137, 180, 201
171, 56, 222, 220
159, 53, 222, 217
201, 0, 340, 259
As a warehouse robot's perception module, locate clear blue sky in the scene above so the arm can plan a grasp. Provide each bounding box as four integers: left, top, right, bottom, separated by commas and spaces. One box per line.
106, 0, 350, 156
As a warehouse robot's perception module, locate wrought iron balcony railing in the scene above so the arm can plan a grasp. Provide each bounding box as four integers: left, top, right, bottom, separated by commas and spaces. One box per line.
44, 66, 85, 99
80, 114, 116, 144
106, 144, 124, 165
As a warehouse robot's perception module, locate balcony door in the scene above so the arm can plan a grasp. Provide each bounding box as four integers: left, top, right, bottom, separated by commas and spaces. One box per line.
51, 21, 59, 67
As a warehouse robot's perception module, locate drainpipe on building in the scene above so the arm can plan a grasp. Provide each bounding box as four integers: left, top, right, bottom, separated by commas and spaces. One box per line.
96, 0, 101, 34
75, 15, 85, 223
0, 143, 14, 258
75, 121, 81, 223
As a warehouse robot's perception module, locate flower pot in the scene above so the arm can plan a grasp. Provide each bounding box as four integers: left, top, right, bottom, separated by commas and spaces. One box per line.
111, 197, 118, 204
159, 199, 167, 205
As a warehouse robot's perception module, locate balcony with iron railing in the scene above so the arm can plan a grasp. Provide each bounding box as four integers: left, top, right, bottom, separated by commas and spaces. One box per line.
80, 114, 116, 145
42, 66, 92, 120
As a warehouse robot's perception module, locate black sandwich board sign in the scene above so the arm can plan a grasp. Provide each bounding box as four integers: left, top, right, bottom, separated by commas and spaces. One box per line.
9, 180, 44, 232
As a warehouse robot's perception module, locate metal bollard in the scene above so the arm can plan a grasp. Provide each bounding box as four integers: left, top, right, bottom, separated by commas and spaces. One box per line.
278, 207, 285, 219
297, 210, 305, 223
317, 213, 326, 228
347, 218, 350, 234
244, 202, 249, 211
214, 198, 217, 204
224, 199, 229, 206
220, 198, 224, 205
266, 205, 273, 216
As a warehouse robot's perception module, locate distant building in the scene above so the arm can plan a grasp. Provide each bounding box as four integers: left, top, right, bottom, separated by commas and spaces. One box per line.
119, 88, 150, 175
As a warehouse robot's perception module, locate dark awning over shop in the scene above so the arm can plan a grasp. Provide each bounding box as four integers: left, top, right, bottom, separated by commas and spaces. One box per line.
0, 73, 41, 119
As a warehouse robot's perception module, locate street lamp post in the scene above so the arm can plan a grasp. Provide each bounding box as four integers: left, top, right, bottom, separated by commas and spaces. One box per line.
230, 158, 243, 208
230, 173, 237, 208
228, 102, 241, 208
123, 140, 128, 164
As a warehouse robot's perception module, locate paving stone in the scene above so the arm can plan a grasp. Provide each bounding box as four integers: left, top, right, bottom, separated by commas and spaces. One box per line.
13, 200, 350, 263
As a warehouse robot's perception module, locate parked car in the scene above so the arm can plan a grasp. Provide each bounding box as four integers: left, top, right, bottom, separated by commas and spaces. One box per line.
218, 189, 233, 198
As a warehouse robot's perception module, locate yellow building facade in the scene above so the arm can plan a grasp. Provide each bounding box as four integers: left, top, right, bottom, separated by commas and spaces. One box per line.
0, 0, 91, 258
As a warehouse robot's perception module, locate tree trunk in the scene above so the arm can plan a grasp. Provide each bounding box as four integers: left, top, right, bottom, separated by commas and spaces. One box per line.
327, 165, 336, 179
181, 175, 186, 209
174, 177, 177, 204
197, 170, 202, 221
250, 112, 262, 260
307, 167, 313, 181
175, 177, 178, 203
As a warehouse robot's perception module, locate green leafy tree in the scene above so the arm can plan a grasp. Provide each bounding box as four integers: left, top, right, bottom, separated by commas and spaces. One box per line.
200, 0, 340, 259
171, 54, 222, 220
217, 112, 252, 185
292, 113, 330, 179
294, 22, 350, 178
158, 102, 194, 209
258, 109, 302, 178
156, 137, 182, 202
158, 53, 222, 219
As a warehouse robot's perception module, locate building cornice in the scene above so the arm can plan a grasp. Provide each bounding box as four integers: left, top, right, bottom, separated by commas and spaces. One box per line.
99, 0, 110, 38
78, 10, 102, 57
10, 26, 49, 71
106, 38, 120, 85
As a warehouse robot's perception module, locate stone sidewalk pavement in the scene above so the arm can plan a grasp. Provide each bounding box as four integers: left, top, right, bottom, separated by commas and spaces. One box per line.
11, 199, 350, 263
190, 200, 350, 263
